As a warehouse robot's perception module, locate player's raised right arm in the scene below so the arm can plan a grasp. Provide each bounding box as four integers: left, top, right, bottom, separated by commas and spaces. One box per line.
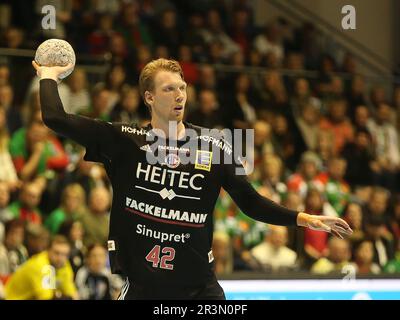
33, 61, 117, 157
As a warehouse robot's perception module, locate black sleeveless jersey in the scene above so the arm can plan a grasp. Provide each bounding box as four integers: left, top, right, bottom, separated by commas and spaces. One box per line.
40, 79, 298, 286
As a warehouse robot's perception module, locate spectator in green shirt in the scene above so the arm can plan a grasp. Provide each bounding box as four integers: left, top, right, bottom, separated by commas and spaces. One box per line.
9, 117, 69, 182
45, 183, 87, 235
384, 252, 400, 273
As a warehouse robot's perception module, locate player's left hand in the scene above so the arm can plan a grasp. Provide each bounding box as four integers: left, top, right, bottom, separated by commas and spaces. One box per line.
297, 212, 353, 239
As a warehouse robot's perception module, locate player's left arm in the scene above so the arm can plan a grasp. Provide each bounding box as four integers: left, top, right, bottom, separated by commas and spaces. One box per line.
221, 162, 353, 238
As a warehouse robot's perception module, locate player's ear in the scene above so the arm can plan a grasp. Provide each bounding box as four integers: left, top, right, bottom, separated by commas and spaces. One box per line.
144, 91, 154, 107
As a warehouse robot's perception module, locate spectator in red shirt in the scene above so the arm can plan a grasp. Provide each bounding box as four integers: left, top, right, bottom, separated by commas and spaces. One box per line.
302, 188, 329, 268
9, 118, 69, 182
87, 13, 117, 55
8, 182, 44, 225
319, 99, 354, 154
286, 151, 324, 199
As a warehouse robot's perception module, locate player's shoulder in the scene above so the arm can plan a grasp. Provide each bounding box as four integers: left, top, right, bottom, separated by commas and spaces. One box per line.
185, 122, 234, 158
109, 121, 152, 137
185, 122, 226, 140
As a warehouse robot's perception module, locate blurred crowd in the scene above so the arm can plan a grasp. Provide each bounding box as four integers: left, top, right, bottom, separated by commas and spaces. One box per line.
1, 0, 400, 300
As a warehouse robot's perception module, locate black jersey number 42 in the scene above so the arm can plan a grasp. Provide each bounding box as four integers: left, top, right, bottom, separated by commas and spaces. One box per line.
145, 245, 175, 270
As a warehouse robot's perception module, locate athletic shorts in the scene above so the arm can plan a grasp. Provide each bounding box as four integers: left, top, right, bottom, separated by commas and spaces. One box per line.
118, 276, 226, 300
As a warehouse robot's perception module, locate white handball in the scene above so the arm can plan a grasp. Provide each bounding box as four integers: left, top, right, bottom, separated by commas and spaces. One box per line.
34, 39, 76, 79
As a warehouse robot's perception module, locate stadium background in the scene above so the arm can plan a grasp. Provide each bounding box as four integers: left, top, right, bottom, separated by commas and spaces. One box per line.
1, 0, 400, 300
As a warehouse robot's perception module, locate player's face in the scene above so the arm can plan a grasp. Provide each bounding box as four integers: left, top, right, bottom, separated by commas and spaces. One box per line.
147, 71, 187, 122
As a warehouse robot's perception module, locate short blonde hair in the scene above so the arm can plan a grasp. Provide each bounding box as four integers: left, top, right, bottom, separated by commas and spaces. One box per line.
139, 58, 184, 107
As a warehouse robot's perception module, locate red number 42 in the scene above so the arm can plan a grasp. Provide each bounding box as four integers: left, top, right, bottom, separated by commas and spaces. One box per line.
145, 245, 175, 270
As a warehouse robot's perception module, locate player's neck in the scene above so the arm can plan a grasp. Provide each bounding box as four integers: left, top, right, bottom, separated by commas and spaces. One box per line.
150, 117, 186, 140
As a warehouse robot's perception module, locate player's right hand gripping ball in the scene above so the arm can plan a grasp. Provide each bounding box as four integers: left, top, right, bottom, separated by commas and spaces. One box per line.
34, 39, 76, 79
